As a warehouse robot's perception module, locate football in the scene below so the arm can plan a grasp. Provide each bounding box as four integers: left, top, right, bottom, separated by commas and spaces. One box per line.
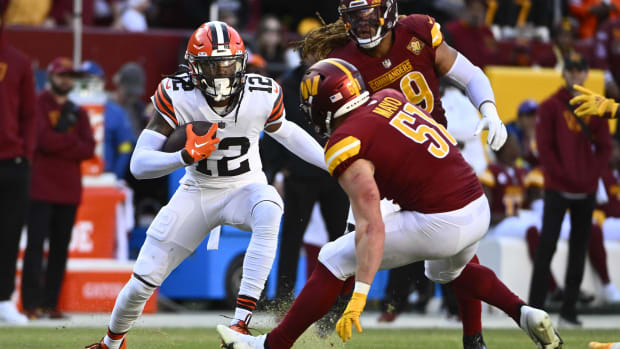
162, 121, 216, 153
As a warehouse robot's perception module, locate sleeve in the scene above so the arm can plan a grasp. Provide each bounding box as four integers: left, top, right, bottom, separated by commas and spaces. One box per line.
535, 101, 564, 183
36, 108, 79, 154
568, 0, 593, 19
151, 79, 179, 128
524, 168, 544, 188
479, 168, 496, 187
324, 132, 362, 177
19, 57, 38, 162
112, 105, 135, 178
265, 81, 285, 127
591, 117, 612, 175
399, 14, 444, 49
58, 108, 96, 161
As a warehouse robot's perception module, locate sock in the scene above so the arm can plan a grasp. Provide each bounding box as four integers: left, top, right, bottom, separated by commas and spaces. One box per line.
450, 262, 525, 324
238, 201, 280, 306
103, 328, 125, 349
525, 226, 558, 292
267, 263, 344, 349
588, 224, 610, 284
303, 243, 320, 280
454, 255, 483, 337
232, 295, 257, 325
108, 276, 156, 335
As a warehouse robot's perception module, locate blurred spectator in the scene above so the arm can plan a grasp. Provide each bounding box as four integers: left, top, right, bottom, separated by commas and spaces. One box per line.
47, 0, 94, 26
246, 51, 267, 76
529, 53, 612, 327
507, 99, 539, 167
112, 62, 147, 137
4, 0, 52, 26
442, 78, 490, 175
599, 133, 620, 240
80, 60, 135, 178
0, 0, 37, 325
22, 57, 95, 320
217, 0, 241, 28
536, 19, 588, 70
445, 0, 503, 68
595, 18, 620, 100
569, 0, 620, 39
255, 15, 288, 77
117, 0, 150, 32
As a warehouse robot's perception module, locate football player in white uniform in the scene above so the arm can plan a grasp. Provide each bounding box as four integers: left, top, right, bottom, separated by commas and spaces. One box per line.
86, 21, 327, 349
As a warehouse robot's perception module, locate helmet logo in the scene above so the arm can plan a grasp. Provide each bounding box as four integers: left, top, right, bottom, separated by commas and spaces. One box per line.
300, 75, 320, 100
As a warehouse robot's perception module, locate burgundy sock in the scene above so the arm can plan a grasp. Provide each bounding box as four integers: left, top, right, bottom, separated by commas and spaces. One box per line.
450, 262, 525, 324
589, 224, 610, 284
526, 226, 558, 291
454, 255, 483, 336
303, 243, 321, 281
267, 263, 344, 349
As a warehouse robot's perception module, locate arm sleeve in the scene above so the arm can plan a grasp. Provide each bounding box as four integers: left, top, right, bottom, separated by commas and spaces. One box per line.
444, 52, 496, 110
266, 119, 327, 171
129, 129, 186, 179
58, 109, 96, 160
36, 110, 80, 154
535, 102, 564, 183
19, 60, 38, 162
592, 118, 613, 175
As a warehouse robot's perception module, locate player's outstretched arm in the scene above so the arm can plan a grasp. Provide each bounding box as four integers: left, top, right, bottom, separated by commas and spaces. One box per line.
570, 84, 619, 118
129, 112, 188, 179
265, 120, 328, 171
436, 42, 507, 151
335, 159, 385, 343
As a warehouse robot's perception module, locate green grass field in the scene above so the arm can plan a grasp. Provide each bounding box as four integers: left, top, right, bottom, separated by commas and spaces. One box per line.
0, 328, 618, 349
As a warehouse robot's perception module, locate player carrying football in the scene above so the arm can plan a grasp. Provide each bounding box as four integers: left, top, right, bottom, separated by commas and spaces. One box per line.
218, 58, 562, 349
85, 21, 327, 349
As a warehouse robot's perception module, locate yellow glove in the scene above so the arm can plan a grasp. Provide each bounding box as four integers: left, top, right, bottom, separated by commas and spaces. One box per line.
569, 85, 619, 118
336, 291, 367, 342
589, 341, 618, 349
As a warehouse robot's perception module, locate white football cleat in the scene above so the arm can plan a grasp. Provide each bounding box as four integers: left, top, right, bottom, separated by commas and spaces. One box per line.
217, 324, 266, 349
520, 306, 562, 349
0, 301, 28, 325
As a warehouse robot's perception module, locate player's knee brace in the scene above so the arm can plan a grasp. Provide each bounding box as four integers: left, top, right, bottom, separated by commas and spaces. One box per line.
108, 275, 157, 334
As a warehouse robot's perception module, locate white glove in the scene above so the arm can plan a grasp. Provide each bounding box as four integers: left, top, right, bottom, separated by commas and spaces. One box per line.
474, 102, 507, 151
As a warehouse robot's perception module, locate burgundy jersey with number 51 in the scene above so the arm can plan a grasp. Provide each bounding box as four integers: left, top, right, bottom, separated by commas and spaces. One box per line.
325, 89, 482, 213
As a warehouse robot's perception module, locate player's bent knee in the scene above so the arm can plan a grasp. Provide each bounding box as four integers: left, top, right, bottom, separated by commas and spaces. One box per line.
124, 275, 157, 301
251, 199, 283, 229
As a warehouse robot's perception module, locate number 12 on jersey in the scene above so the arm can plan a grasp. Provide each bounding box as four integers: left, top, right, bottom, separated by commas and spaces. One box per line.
389, 102, 457, 158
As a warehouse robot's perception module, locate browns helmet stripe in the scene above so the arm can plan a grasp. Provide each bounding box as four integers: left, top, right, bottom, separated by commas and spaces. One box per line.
219, 22, 229, 44
208, 22, 219, 46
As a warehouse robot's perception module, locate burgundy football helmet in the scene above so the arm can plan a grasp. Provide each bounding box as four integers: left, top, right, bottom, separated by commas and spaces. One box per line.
338, 0, 398, 49
300, 58, 370, 137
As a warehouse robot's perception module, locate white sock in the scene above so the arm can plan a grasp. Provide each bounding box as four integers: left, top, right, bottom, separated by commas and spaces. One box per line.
108, 276, 156, 335
103, 334, 124, 349
237, 201, 281, 301
231, 308, 253, 326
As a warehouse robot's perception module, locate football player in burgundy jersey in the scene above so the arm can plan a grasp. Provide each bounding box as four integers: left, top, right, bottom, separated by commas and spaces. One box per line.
299, 0, 507, 150
217, 59, 562, 349
298, 1, 507, 346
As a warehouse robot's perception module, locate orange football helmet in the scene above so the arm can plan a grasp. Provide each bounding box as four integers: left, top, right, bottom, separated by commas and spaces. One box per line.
185, 21, 248, 102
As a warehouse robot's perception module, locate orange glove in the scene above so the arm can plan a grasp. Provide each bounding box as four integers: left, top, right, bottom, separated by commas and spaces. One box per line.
183, 123, 220, 163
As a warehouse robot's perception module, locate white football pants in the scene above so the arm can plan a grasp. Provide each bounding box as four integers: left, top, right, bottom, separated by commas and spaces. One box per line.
320, 194, 490, 284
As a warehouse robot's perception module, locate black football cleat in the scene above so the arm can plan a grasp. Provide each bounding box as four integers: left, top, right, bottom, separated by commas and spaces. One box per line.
463, 332, 487, 349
